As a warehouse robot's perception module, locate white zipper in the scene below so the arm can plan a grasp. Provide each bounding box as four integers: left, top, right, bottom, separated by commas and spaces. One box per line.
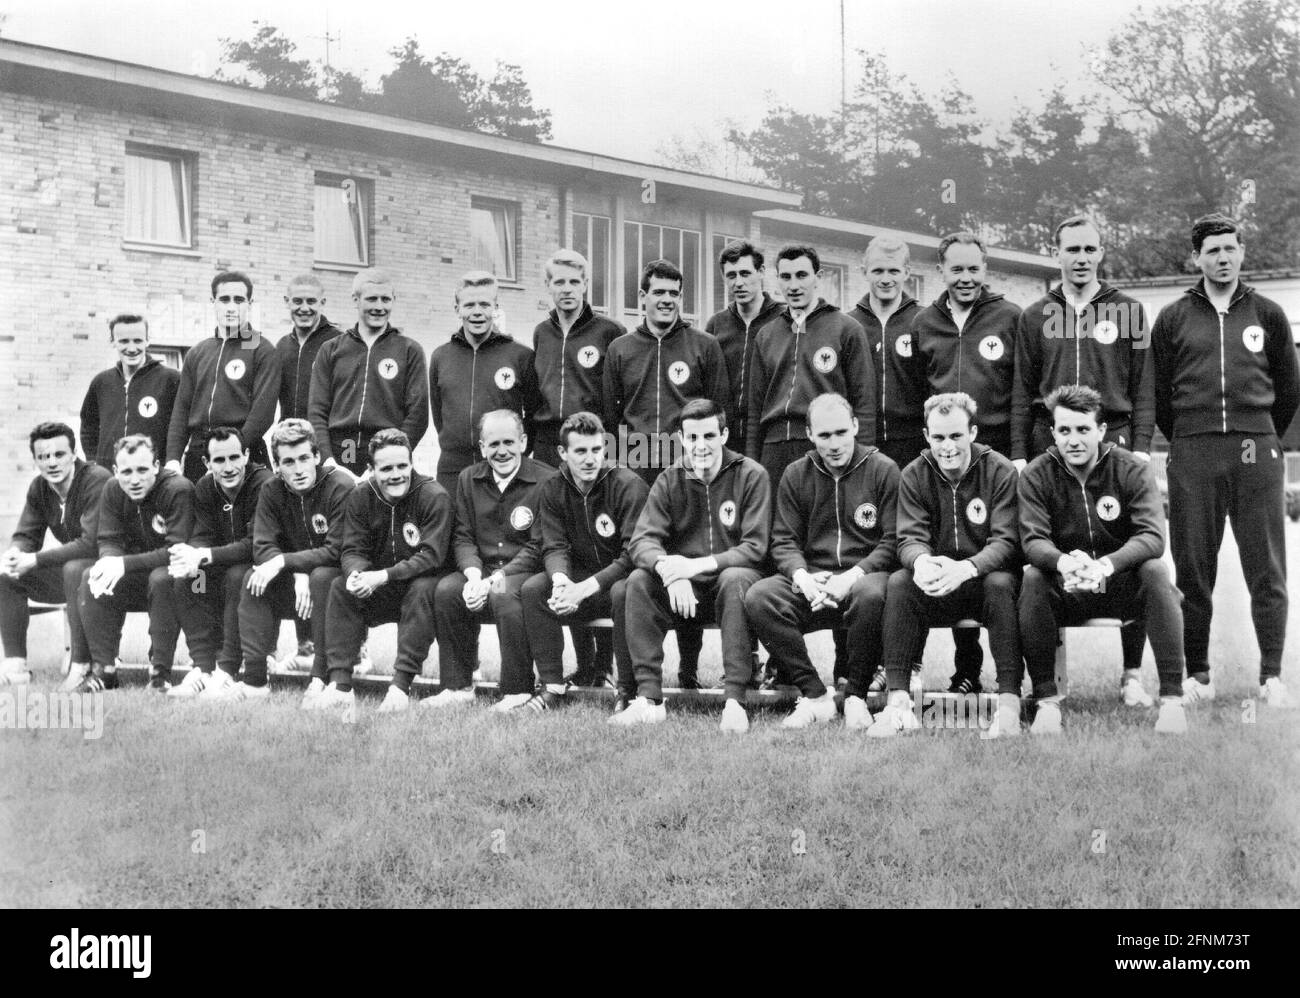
206, 338, 228, 428
781, 315, 803, 440
833, 475, 843, 566
357, 338, 375, 452
1217, 310, 1228, 433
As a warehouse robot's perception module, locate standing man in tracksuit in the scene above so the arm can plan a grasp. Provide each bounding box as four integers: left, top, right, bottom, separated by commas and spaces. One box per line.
870, 392, 1021, 739
167, 271, 282, 481
240, 419, 354, 706
521, 411, 650, 711
913, 231, 1022, 695
81, 313, 181, 471
706, 240, 783, 459
429, 272, 540, 494
78, 434, 193, 693
603, 258, 730, 688
615, 398, 770, 728
1018, 384, 1189, 733
167, 427, 273, 700
1012, 215, 1155, 704
313, 428, 452, 714
0, 423, 110, 691
745, 393, 898, 732
308, 268, 429, 479
277, 274, 344, 422
430, 410, 555, 712
1153, 213, 1300, 709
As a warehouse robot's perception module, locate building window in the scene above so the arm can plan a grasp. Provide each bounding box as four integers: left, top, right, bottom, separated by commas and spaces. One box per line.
314, 173, 371, 268
572, 212, 612, 313
710, 233, 745, 315
906, 275, 925, 302
124, 144, 194, 248
623, 222, 702, 319
470, 197, 518, 282
820, 264, 846, 309
149, 345, 187, 371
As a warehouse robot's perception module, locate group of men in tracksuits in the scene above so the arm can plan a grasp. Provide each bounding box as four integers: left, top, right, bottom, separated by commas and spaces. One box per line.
1, 211, 1294, 732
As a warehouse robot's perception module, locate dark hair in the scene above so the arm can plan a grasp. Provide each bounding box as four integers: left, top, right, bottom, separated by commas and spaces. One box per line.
211, 270, 254, 299
718, 240, 764, 272
1054, 214, 1102, 247
205, 426, 247, 457
1190, 213, 1242, 253
677, 397, 727, 433
639, 258, 684, 293
113, 434, 156, 460
937, 231, 986, 263
29, 421, 76, 456
776, 244, 821, 274
108, 313, 149, 339
1044, 383, 1103, 419
558, 411, 606, 449
368, 428, 411, 464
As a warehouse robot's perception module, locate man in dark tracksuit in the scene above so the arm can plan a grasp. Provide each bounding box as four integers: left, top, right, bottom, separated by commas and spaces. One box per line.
1018, 385, 1188, 734
167, 428, 273, 699
167, 271, 281, 481
1152, 213, 1300, 709
616, 398, 770, 729
871, 393, 1021, 738
746, 394, 898, 732
309, 269, 429, 478
316, 429, 452, 713
78, 435, 193, 692
432, 411, 555, 710
277, 275, 344, 422
80, 314, 181, 471
240, 419, 353, 703
521, 412, 649, 710
0, 423, 109, 690
706, 240, 784, 459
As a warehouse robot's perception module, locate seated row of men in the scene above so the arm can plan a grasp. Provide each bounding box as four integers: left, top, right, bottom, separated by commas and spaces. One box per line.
2, 380, 1221, 736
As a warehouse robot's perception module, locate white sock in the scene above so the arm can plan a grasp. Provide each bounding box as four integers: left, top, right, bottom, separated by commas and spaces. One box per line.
545, 683, 566, 694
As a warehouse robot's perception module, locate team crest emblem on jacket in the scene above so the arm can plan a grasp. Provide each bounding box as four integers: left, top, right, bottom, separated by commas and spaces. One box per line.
495, 367, 516, 390
813, 347, 837, 373
1096, 495, 1120, 521
311, 513, 328, 534
718, 500, 737, 527
1242, 325, 1265, 352
595, 512, 616, 537
1093, 321, 1119, 345
668, 361, 690, 386
225, 359, 246, 380
854, 503, 877, 529
151, 513, 167, 534
578, 346, 601, 369
895, 334, 913, 358
402, 522, 420, 546
138, 396, 157, 418
966, 498, 987, 525
378, 358, 399, 380
510, 505, 534, 530
978, 336, 1004, 361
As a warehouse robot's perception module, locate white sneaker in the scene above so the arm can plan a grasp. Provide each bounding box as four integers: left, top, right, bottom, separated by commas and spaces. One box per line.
0, 657, 31, 686
198, 669, 238, 701
983, 693, 1022, 739
1121, 676, 1154, 708
492, 692, 532, 713
353, 644, 373, 676
1154, 698, 1187, 734
60, 662, 92, 693
1031, 700, 1063, 735
1260, 677, 1295, 708
1182, 676, 1216, 702
720, 699, 749, 734
843, 695, 874, 731
782, 692, 837, 729
420, 687, 476, 710
307, 682, 355, 711
607, 696, 667, 726
377, 686, 410, 713
167, 667, 210, 698
300, 677, 326, 709
866, 699, 921, 738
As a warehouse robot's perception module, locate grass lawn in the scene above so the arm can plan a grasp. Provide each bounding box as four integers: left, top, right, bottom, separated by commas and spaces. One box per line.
2, 524, 1298, 908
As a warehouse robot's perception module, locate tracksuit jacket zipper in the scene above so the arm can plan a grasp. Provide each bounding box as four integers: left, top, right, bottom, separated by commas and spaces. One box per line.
811, 449, 873, 567
206, 338, 230, 429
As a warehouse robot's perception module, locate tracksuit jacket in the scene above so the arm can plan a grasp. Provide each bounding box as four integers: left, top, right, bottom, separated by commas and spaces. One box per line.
1152, 280, 1300, 441
339, 472, 451, 580
429, 330, 540, 476
11, 461, 111, 567
189, 465, 274, 567
531, 304, 624, 430
166, 331, 281, 462
1018, 443, 1164, 575
539, 465, 650, 588
603, 319, 730, 438
771, 444, 898, 578
913, 288, 1021, 432
630, 449, 770, 573
745, 300, 876, 455
706, 293, 785, 449
308, 325, 430, 462
252, 467, 355, 571
1012, 282, 1154, 459
452, 457, 556, 577
277, 318, 344, 421
896, 443, 1018, 575
847, 293, 927, 445
94, 470, 195, 571
80, 359, 181, 469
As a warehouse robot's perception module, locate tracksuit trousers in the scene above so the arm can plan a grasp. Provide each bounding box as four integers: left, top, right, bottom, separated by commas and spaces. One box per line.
238, 565, 341, 685
433, 572, 531, 694
326, 574, 441, 692
175, 563, 248, 678
519, 572, 628, 688
0, 558, 93, 661
78, 565, 179, 677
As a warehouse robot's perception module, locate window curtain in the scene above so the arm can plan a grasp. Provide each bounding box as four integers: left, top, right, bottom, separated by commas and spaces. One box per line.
126, 154, 186, 245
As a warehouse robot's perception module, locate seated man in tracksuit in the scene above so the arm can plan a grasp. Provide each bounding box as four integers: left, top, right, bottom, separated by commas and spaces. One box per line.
167, 427, 273, 699
1018, 384, 1189, 735
870, 392, 1021, 739
521, 411, 649, 710
239, 419, 354, 705
77, 434, 194, 693
0, 423, 110, 690
747, 393, 898, 732
314, 429, 452, 713
431, 410, 556, 712
616, 398, 770, 728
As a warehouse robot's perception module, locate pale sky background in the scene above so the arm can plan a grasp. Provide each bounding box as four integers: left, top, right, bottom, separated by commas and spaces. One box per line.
3, 0, 1147, 164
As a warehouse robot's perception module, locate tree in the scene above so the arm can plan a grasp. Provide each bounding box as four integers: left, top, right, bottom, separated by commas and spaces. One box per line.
215, 22, 319, 100
376, 38, 474, 129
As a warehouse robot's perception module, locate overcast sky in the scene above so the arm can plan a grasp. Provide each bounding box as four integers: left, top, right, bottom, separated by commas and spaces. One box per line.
5, 0, 1147, 163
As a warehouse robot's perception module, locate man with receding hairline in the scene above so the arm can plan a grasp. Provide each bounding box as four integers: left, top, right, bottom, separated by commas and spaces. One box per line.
81, 314, 180, 471
278, 274, 344, 422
